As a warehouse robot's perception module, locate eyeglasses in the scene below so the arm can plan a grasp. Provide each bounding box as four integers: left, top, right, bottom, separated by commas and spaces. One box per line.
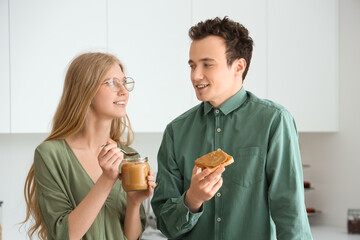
103, 77, 135, 92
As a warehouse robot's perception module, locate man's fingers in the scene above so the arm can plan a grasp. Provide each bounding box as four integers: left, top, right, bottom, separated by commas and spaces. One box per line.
192, 165, 202, 176
212, 177, 223, 192
214, 166, 225, 174
192, 165, 198, 175
201, 167, 224, 185
199, 168, 211, 178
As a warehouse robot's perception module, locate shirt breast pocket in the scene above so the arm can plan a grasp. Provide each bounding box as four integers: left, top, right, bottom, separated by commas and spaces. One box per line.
230, 147, 264, 188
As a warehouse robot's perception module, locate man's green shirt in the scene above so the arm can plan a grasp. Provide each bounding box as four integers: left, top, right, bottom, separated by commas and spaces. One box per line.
151, 88, 312, 240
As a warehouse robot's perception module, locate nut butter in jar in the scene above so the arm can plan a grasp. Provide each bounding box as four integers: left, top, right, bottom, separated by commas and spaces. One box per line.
348, 209, 360, 234
121, 157, 149, 192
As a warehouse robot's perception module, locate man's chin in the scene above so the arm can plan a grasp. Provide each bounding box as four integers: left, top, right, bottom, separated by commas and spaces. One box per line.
195, 93, 207, 102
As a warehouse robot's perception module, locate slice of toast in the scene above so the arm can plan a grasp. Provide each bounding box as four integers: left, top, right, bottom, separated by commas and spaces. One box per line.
195, 149, 234, 173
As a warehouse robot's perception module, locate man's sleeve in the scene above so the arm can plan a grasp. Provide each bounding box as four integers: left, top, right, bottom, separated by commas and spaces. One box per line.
266, 110, 313, 240
151, 125, 203, 239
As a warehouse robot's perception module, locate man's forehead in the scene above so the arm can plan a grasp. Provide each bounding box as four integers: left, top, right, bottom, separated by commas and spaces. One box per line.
189, 46, 225, 64
190, 36, 226, 58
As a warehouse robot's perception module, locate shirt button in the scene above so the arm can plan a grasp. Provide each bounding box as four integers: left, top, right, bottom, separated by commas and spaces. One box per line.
176, 226, 180, 230
217, 217, 222, 222
215, 109, 220, 114
217, 128, 221, 132
216, 192, 221, 197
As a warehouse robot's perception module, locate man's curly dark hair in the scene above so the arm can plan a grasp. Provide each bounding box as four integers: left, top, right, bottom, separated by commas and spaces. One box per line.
189, 16, 254, 80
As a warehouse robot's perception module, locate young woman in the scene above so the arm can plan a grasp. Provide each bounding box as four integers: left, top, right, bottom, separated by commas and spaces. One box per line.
23, 52, 156, 240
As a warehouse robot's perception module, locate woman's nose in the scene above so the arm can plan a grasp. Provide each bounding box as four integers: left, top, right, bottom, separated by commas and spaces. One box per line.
117, 83, 128, 95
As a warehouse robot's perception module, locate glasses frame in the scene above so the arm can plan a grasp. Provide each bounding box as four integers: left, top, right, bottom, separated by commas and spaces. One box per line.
103, 77, 135, 92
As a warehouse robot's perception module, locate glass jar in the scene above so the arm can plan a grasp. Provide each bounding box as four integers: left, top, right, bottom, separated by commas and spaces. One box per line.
348, 209, 360, 234
121, 157, 150, 192
0, 201, 3, 240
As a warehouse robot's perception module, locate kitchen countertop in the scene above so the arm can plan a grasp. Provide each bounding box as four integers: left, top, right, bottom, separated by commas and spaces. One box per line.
311, 225, 360, 240
141, 227, 167, 240
141, 225, 360, 240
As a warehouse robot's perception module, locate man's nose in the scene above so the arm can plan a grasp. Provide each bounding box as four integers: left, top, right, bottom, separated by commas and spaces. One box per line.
192, 67, 204, 81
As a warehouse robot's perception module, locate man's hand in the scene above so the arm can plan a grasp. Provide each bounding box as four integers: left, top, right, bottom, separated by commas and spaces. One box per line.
184, 165, 225, 213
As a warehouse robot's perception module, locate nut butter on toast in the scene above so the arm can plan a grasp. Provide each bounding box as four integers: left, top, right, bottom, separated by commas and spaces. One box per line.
195, 149, 234, 173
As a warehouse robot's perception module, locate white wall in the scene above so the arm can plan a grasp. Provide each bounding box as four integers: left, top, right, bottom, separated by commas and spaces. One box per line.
0, 134, 46, 239
1, 0, 359, 239
301, 0, 360, 228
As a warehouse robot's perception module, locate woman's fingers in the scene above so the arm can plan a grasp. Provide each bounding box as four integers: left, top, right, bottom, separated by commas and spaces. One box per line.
147, 175, 155, 182
101, 147, 122, 162
99, 142, 115, 155
147, 171, 157, 189
98, 141, 123, 180
148, 180, 157, 189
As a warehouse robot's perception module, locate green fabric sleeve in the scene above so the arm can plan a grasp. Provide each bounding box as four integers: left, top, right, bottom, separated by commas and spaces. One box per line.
266, 110, 312, 240
34, 148, 71, 240
151, 126, 203, 239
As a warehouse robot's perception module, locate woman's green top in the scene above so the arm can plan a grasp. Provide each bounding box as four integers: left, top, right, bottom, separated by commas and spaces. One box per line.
34, 139, 146, 240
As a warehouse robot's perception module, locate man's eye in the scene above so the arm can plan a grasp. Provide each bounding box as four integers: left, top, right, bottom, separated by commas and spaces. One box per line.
204, 63, 212, 67
189, 65, 195, 69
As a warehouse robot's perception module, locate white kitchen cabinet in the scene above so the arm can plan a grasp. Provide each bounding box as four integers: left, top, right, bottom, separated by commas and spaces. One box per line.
267, 0, 339, 132
4, 0, 339, 133
107, 0, 196, 132
192, 0, 338, 132
9, 0, 108, 133
0, 0, 10, 133
192, 0, 268, 99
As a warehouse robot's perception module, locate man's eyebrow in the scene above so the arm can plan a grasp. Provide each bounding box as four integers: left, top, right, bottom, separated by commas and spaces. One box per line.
188, 58, 216, 64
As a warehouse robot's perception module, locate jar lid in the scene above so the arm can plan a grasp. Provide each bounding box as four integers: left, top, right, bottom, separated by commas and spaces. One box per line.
123, 157, 148, 164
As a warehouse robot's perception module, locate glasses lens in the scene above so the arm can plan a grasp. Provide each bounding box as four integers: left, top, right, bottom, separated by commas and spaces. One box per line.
124, 77, 135, 92
105, 78, 118, 92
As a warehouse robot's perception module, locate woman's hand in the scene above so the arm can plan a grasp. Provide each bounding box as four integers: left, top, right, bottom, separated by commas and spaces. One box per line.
126, 171, 157, 206
98, 140, 123, 182
124, 171, 156, 240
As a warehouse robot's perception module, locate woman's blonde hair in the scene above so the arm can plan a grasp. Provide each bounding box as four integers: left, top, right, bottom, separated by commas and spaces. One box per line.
23, 52, 134, 239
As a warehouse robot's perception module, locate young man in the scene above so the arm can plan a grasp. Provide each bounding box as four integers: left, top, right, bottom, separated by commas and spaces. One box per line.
151, 17, 312, 239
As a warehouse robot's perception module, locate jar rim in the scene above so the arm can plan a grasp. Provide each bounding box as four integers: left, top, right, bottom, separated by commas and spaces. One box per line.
123, 157, 148, 164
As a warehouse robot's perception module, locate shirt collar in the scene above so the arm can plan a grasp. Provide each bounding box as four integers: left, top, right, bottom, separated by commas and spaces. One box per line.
204, 87, 247, 115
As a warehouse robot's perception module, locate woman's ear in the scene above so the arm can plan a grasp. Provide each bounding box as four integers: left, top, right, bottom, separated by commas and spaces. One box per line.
234, 58, 246, 77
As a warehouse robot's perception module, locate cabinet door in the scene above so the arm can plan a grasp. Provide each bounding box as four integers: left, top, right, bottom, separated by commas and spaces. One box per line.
268, 0, 338, 132
0, 0, 10, 133
9, 0, 107, 133
108, 0, 194, 132
192, 0, 268, 99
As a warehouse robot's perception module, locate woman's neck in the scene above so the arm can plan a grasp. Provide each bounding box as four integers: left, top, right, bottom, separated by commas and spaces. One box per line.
67, 117, 113, 151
